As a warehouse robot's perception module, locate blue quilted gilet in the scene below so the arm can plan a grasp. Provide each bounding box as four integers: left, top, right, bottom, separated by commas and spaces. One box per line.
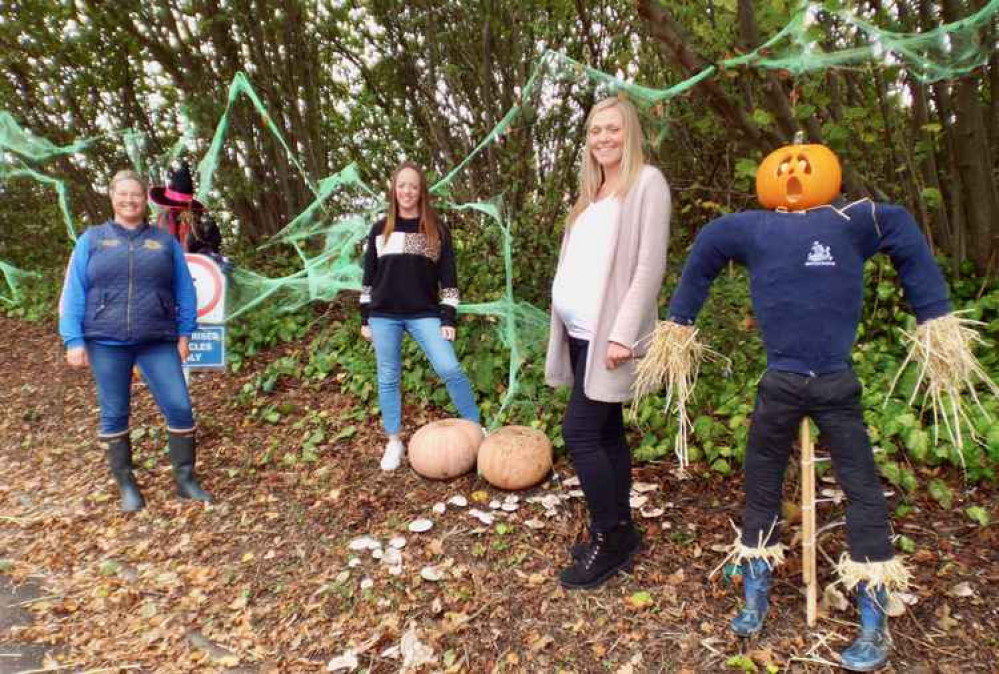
83, 221, 180, 342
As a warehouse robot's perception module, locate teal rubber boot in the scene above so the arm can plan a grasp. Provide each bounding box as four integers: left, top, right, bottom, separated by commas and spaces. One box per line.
840, 582, 890, 672
731, 557, 772, 637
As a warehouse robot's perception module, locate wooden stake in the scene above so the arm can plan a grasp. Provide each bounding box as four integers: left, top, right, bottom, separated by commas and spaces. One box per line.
801, 417, 817, 627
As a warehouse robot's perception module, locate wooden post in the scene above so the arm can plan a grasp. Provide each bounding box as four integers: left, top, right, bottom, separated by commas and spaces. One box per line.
800, 417, 817, 627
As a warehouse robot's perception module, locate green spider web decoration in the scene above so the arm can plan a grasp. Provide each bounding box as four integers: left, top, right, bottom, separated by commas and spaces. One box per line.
2, 0, 997, 419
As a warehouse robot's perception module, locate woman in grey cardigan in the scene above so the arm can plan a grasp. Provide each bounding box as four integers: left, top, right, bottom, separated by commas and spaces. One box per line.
546, 97, 671, 589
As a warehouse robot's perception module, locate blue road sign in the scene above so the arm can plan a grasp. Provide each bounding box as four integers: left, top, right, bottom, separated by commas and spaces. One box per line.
185, 325, 226, 369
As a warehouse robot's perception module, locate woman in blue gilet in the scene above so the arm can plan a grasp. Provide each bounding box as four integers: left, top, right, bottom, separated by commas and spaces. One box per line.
59, 170, 213, 512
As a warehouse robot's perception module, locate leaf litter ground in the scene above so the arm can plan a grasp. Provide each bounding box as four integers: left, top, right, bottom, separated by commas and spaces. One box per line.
0, 315, 996, 673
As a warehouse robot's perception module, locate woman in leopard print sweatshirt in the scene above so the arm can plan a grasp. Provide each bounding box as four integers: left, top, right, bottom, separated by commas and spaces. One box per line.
359, 162, 481, 470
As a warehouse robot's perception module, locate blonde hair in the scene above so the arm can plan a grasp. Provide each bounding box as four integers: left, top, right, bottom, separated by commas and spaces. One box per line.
568, 97, 645, 225
108, 169, 147, 195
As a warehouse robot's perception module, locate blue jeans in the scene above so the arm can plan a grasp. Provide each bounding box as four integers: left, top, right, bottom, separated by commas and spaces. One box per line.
369, 316, 480, 435
86, 340, 195, 437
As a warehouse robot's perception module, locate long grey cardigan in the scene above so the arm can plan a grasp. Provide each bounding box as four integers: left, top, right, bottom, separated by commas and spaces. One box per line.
545, 165, 672, 402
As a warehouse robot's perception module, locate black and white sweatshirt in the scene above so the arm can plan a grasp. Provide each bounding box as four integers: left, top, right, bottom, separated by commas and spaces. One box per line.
360, 216, 460, 326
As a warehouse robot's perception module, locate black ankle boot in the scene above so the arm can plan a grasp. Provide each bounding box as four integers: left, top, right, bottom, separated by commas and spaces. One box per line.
570, 521, 643, 561
102, 434, 145, 512
167, 432, 213, 502
559, 525, 633, 589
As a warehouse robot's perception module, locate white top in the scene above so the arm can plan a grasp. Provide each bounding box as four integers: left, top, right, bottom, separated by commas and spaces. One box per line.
551, 197, 620, 340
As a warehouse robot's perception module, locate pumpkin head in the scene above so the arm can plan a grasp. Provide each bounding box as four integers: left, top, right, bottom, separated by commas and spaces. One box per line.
756, 143, 841, 211
408, 419, 484, 480
477, 425, 553, 491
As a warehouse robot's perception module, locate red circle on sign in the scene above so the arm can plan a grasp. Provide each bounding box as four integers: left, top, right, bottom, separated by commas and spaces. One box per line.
185, 254, 224, 319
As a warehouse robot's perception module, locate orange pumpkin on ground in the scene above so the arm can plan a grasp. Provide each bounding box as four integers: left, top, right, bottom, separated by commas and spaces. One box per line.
408, 419, 484, 480
756, 143, 841, 211
477, 425, 553, 491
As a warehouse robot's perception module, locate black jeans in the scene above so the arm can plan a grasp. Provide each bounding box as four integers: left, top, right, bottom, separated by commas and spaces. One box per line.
742, 369, 893, 562
562, 338, 632, 533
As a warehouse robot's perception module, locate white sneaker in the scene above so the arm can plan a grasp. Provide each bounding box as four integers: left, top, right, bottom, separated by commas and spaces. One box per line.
380, 438, 406, 471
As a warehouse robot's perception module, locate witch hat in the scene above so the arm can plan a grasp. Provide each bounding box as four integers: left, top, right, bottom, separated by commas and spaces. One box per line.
150, 160, 205, 211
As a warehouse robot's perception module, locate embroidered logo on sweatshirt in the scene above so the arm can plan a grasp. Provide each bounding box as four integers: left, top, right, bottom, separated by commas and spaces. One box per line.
805, 241, 835, 267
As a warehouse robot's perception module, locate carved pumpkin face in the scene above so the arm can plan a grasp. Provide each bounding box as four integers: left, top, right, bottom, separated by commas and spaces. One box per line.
756, 144, 842, 211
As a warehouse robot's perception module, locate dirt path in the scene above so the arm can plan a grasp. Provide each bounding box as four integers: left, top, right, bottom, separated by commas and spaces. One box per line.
0, 315, 996, 672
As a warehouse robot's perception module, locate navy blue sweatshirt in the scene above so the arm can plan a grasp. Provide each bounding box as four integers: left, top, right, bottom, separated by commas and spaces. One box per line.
668, 200, 951, 375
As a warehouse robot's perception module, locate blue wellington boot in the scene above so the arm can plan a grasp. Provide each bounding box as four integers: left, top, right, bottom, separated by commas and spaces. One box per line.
730, 557, 772, 637
840, 582, 890, 672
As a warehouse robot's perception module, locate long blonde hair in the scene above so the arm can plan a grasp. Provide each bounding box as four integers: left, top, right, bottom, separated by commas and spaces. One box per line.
567, 97, 645, 225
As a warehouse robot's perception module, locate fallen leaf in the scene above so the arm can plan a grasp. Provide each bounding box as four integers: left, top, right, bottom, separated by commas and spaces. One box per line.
626, 591, 654, 609
401, 623, 436, 670
821, 583, 849, 613
935, 602, 959, 631
947, 582, 975, 598
530, 633, 554, 653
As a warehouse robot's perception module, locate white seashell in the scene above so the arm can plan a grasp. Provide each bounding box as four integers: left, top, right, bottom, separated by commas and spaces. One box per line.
504, 495, 520, 504
489, 500, 501, 510
388, 565, 403, 576
408, 519, 434, 533
360, 578, 374, 590
524, 519, 545, 530
389, 536, 406, 549
382, 548, 402, 566
468, 509, 495, 525
347, 557, 361, 568
640, 507, 664, 519
540, 495, 561, 510
633, 481, 659, 493
420, 566, 444, 582
432, 502, 447, 515
629, 495, 649, 509
501, 503, 519, 512
327, 650, 359, 672
447, 495, 468, 507
348, 536, 381, 551
371, 548, 384, 560
563, 476, 581, 487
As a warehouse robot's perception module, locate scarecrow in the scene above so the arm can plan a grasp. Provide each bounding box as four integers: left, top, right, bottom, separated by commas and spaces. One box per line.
635, 139, 997, 671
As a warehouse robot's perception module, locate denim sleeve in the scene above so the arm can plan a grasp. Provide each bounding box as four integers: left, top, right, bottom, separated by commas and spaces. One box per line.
875, 203, 951, 323
172, 241, 198, 336
58, 233, 92, 349
667, 214, 748, 324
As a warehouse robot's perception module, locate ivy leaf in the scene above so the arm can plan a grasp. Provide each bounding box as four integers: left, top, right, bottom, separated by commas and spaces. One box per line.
711, 458, 732, 475
725, 654, 758, 672
927, 479, 953, 510
905, 428, 929, 462
897, 535, 916, 553
965, 506, 990, 526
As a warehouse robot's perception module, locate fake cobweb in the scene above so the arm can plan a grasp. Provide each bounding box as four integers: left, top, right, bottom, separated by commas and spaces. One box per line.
2, 0, 997, 418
